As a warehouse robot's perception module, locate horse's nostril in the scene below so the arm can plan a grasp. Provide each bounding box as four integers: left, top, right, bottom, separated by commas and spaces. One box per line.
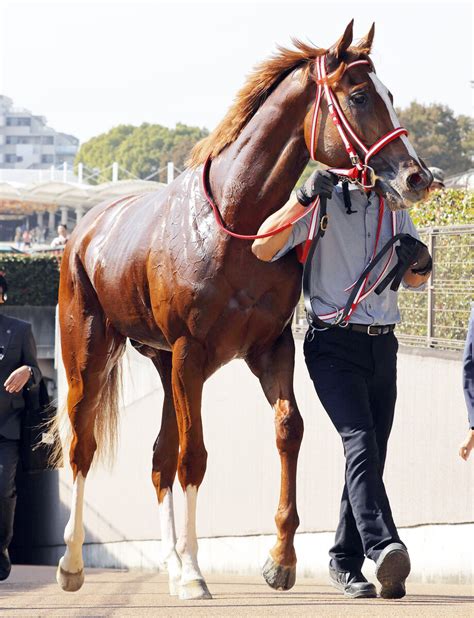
407, 171, 429, 191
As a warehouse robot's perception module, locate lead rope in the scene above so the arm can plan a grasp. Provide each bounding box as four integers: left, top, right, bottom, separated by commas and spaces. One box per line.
303, 53, 409, 332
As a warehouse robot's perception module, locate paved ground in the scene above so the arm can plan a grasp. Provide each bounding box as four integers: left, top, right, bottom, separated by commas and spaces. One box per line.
0, 566, 472, 617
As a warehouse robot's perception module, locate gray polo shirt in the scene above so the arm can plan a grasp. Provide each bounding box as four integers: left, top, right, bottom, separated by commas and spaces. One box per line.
272, 185, 423, 326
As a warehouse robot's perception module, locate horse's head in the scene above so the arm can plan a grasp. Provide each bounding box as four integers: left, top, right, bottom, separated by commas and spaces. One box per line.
306, 21, 432, 210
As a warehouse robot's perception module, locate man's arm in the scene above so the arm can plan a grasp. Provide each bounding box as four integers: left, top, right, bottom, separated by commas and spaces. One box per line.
21, 324, 42, 386
402, 241, 432, 288
398, 211, 432, 289
4, 325, 42, 394
402, 264, 431, 288
252, 201, 307, 262
252, 170, 337, 262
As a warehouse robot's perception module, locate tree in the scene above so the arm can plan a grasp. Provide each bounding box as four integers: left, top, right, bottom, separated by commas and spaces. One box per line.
397, 103, 473, 175
76, 123, 208, 183
409, 188, 473, 227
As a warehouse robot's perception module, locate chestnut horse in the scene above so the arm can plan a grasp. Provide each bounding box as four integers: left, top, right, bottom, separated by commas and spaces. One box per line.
56, 22, 430, 599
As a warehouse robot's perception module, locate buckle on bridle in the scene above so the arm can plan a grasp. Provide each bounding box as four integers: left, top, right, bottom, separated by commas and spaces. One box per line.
320, 214, 329, 232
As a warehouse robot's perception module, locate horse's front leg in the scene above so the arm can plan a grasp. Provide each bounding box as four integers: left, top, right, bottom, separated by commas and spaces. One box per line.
246, 324, 304, 591
172, 336, 212, 601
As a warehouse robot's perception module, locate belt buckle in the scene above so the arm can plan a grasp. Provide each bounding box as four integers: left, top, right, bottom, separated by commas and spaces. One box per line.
367, 324, 380, 336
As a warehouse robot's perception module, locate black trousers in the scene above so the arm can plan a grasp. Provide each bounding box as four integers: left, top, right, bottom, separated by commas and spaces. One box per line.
304, 327, 404, 571
0, 436, 19, 499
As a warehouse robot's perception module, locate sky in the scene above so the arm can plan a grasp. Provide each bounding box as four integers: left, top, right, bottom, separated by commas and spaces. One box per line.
0, 0, 472, 144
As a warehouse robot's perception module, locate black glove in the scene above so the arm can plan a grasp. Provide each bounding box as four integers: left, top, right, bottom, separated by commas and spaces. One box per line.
375, 236, 430, 295
296, 170, 338, 207
410, 242, 432, 275
395, 236, 421, 268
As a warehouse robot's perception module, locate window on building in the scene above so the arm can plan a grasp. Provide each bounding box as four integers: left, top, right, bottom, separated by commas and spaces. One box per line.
6, 117, 30, 126
41, 154, 54, 164
5, 154, 17, 162
7, 135, 39, 145
41, 135, 54, 145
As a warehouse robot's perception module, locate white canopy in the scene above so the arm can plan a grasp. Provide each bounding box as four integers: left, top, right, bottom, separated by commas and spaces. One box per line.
0, 178, 166, 213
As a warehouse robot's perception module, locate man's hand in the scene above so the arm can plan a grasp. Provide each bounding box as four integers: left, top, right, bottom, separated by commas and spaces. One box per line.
410, 243, 432, 275
401, 238, 432, 288
296, 170, 338, 206
4, 366, 31, 394
459, 429, 474, 461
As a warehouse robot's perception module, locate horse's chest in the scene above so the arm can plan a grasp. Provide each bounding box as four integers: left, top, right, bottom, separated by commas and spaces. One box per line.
202, 281, 297, 357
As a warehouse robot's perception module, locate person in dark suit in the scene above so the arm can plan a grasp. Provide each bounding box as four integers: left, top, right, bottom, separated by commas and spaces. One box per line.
459, 302, 474, 460
0, 275, 41, 580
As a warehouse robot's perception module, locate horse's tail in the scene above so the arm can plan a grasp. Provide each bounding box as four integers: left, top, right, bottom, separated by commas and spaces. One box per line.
48, 358, 123, 470
44, 360, 122, 469
93, 360, 123, 466
49, 246, 125, 470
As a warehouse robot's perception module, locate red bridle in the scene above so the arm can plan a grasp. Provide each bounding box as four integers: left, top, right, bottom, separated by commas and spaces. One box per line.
310, 54, 408, 189
202, 53, 409, 240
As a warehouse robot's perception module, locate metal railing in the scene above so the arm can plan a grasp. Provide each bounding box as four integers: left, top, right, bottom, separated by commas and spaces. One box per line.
293, 225, 474, 351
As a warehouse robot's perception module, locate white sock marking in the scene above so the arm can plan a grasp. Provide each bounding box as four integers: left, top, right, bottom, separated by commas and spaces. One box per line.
159, 489, 182, 588
177, 485, 205, 585
61, 472, 85, 574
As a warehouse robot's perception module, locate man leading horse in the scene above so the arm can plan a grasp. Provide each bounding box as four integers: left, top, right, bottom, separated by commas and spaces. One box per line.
56, 21, 431, 600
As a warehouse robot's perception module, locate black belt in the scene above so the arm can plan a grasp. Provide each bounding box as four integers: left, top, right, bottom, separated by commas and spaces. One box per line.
339, 323, 395, 336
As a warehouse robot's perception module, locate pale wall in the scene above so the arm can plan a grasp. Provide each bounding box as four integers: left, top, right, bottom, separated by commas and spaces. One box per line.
55, 337, 473, 536
37, 336, 472, 582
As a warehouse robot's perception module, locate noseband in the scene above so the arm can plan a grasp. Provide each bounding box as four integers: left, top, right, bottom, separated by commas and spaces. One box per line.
310, 54, 408, 190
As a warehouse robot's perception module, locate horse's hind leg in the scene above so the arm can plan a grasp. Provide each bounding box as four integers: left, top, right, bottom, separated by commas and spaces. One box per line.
246, 324, 304, 591
149, 350, 182, 596
171, 336, 211, 600
56, 258, 125, 592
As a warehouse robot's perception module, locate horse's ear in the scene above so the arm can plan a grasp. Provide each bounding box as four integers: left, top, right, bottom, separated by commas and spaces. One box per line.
331, 19, 354, 59
356, 23, 375, 54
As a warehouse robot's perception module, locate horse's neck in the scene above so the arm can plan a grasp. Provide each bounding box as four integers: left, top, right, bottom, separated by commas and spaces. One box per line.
209, 70, 315, 230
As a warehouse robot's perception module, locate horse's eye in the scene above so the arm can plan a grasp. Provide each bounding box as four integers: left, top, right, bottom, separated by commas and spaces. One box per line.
350, 92, 368, 106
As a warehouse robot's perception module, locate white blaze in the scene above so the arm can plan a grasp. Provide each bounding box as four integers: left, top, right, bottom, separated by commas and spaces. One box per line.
368, 72, 422, 166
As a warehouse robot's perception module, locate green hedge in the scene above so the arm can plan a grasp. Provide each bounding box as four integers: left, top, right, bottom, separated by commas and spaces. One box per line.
409, 188, 473, 227
398, 189, 473, 348
0, 255, 61, 306
397, 227, 472, 347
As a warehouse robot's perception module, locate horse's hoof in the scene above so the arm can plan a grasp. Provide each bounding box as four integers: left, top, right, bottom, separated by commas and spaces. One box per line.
179, 579, 212, 600
262, 556, 296, 591
56, 563, 85, 592
168, 577, 180, 596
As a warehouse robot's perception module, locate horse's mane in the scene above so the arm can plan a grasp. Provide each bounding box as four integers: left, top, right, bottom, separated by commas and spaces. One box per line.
188, 39, 328, 167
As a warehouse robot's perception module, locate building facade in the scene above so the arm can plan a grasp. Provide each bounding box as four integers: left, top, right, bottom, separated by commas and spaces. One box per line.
0, 95, 79, 169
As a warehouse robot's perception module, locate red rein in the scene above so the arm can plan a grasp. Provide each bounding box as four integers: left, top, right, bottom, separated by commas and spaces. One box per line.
201, 157, 319, 241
